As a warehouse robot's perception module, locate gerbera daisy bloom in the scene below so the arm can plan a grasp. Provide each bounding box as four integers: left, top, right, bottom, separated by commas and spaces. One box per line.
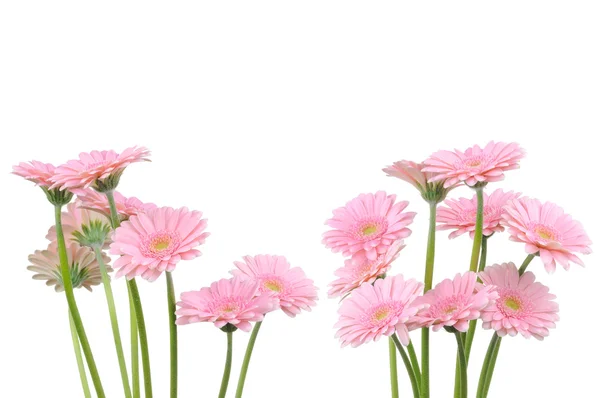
423, 141, 525, 188
322, 191, 416, 261
175, 277, 276, 331
383, 160, 457, 203
46, 201, 112, 248
109, 206, 209, 281
75, 188, 157, 220
437, 189, 521, 239
410, 272, 496, 332
12, 160, 56, 187
328, 240, 405, 299
334, 275, 423, 347
27, 243, 111, 292
231, 254, 318, 317
51, 146, 150, 191
479, 263, 559, 339
502, 198, 592, 273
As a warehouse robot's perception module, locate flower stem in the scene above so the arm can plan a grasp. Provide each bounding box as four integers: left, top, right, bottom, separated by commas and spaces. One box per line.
128, 284, 140, 398
476, 333, 499, 398
69, 309, 91, 398
453, 329, 468, 398
392, 334, 420, 398
128, 278, 153, 398
105, 190, 121, 229
482, 336, 502, 398
518, 254, 536, 275
55, 204, 105, 398
421, 201, 437, 398
407, 340, 421, 388
389, 337, 399, 398
166, 271, 178, 398
235, 321, 263, 398
469, 187, 485, 273
94, 246, 132, 398
219, 331, 234, 398
464, 236, 489, 363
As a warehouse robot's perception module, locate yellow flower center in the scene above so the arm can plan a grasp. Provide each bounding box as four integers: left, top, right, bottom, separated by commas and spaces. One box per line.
373, 307, 390, 321
505, 297, 520, 311
534, 225, 556, 241
362, 224, 378, 236
264, 280, 282, 293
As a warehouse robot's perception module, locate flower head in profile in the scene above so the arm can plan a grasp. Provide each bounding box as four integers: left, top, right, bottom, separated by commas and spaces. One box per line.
109, 206, 209, 281
75, 189, 157, 221
479, 263, 559, 340
323, 191, 416, 261
176, 277, 276, 331
383, 160, 457, 203
410, 272, 496, 332
47, 201, 112, 248
51, 146, 150, 191
27, 243, 111, 292
328, 240, 405, 299
335, 275, 423, 347
502, 198, 592, 273
12, 161, 56, 187
437, 189, 521, 239
423, 141, 525, 188
231, 254, 318, 317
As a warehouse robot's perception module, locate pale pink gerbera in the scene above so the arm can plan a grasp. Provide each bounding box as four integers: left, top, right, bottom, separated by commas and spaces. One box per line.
176, 277, 276, 331
437, 189, 521, 239
323, 191, 416, 261
46, 201, 112, 247
12, 161, 56, 187
410, 272, 496, 332
335, 275, 423, 347
51, 146, 150, 191
479, 263, 559, 340
328, 240, 405, 299
231, 255, 318, 317
109, 206, 209, 281
27, 243, 111, 292
502, 198, 592, 273
383, 160, 457, 202
423, 141, 525, 188
75, 189, 157, 220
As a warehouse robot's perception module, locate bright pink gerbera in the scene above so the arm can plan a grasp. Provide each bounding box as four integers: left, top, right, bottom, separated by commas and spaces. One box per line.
328, 240, 405, 299
437, 189, 521, 239
12, 161, 56, 187
175, 277, 276, 331
46, 201, 112, 247
109, 206, 209, 281
75, 189, 157, 220
335, 275, 423, 347
410, 272, 496, 332
479, 263, 559, 340
323, 191, 416, 261
502, 198, 592, 273
423, 141, 525, 188
231, 254, 318, 317
51, 146, 150, 190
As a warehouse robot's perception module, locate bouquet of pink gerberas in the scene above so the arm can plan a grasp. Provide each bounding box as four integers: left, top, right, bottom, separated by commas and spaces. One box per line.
322, 141, 592, 398
13, 147, 318, 398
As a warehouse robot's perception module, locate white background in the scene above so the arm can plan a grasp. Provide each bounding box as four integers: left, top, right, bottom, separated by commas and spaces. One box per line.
1, 2, 599, 397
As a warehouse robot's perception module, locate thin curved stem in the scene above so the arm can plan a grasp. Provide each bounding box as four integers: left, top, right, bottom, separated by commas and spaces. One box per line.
235, 321, 263, 398
128, 279, 153, 398
69, 310, 91, 398
421, 201, 437, 398
166, 272, 178, 398
518, 254, 536, 275
94, 247, 132, 398
389, 337, 399, 398
219, 331, 234, 398
391, 334, 420, 398
464, 236, 489, 363
407, 341, 421, 388
453, 330, 468, 398
482, 335, 502, 398
55, 205, 105, 397
128, 284, 140, 398
105, 190, 121, 229
469, 187, 485, 273
476, 333, 499, 398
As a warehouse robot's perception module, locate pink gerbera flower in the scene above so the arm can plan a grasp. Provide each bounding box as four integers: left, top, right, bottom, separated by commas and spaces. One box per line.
175, 277, 276, 331
75, 189, 157, 220
51, 146, 150, 191
323, 191, 416, 261
410, 272, 496, 332
231, 254, 318, 317
46, 201, 112, 247
502, 198, 592, 273
423, 141, 525, 188
328, 240, 405, 299
479, 263, 559, 340
334, 275, 423, 347
437, 189, 521, 239
109, 206, 209, 281
12, 161, 56, 187
383, 160, 457, 202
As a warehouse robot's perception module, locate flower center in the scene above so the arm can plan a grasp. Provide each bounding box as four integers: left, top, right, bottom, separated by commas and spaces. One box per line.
444, 306, 457, 314
497, 289, 531, 318
429, 295, 466, 318
530, 223, 560, 243
85, 160, 108, 171
456, 155, 490, 171
373, 307, 390, 321
362, 224, 378, 236
263, 279, 284, 293
353, 218, 388, 241
504, 297, 520, 311
140, 230, 181, 259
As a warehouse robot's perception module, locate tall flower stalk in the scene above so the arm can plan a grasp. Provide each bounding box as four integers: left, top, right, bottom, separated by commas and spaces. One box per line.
219, 326, 235, 398
421, 201, 437, 398
166, 271, 178, 398
69, 310, 91, 398
389, 337, 399, 398
235, 321, 263, 398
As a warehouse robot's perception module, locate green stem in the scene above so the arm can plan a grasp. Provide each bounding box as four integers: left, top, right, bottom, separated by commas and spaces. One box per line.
235, 321, 263, 398
421, 201, 437, 398
477, 236, 488, 273
105, 190, 121, 229
389, 337, 399, 398
55, 205, 105, 397
464, 236, 489, 363
407, 341, 421, 388
94, 247, 132, 398
128, 284, 140, 398
518, 254, 536, 275
219, 331, 234, 398
166, 272, 178, 398
69, 310, 91, 398
453, 330, 468, 398
469, 187, 485, 273
482, 335, 502, 398
391, 335, 420, 398
476, 333, 499, 398
128, 279, 153, 398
